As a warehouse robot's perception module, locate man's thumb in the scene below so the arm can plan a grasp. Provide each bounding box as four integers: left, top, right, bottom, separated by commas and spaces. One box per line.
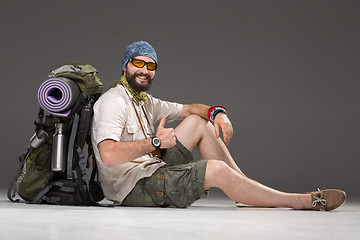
158, 115, 166, 129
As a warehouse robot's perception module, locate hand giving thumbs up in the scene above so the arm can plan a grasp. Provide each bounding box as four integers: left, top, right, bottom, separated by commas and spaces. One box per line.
156, 115, 176, 149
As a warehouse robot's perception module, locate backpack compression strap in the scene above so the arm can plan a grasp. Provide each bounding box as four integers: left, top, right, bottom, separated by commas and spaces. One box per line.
7, 148, 33, 202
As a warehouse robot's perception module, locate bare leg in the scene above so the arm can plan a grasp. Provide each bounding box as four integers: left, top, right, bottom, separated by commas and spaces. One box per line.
175, 114, 244, 174
175, 115, 342, 210
205, 160, 313, 209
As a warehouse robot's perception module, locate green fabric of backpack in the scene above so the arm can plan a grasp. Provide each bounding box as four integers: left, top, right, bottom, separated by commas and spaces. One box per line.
17, 115, 63, 201
8, 63, 105, 205
48, 62, 103, 98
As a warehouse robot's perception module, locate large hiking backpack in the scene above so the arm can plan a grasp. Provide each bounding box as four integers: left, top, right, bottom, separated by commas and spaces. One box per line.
8, 63, 104, 206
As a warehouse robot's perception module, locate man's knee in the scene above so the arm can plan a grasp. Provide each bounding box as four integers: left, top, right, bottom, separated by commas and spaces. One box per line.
204, 160, 231, 189
175, 114, 214, 152
184, 114, 209, 126
207, 159, 228, 171
183, 114, 214, 135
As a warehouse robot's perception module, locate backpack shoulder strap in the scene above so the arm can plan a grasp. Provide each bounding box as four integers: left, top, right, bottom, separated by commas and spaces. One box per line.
70, 95, 99, 205
66, 113, 80, 180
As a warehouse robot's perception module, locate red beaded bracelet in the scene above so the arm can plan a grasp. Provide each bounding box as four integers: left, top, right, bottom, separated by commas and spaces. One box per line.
207, 105, 227, 122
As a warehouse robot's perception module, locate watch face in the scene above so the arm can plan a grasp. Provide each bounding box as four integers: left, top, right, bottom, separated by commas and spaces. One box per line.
153, 137, 161, 146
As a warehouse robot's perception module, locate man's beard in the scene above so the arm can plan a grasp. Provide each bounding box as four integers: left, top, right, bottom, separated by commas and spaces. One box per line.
125, 70, 154, 92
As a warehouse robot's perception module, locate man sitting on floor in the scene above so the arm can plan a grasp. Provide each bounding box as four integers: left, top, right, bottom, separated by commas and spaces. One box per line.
91, 41, 346, 210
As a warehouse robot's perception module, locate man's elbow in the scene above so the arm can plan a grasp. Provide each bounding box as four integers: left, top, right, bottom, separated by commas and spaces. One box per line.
98, 140, 117, 165
100, 151, 115, 165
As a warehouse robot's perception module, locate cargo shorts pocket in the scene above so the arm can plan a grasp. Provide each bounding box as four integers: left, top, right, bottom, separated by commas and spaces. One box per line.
121, 169, 166, 207
147, 171, 166, 206
164, 165, 196, 208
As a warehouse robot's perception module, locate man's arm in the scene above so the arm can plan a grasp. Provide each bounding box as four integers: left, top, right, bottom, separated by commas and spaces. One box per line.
98, 115, 176, 165
178, 103, 210, 120
179, 104, 234, 145
98, 138, 154, 165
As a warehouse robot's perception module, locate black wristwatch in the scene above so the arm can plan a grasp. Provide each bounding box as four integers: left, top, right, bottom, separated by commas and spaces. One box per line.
151, 137, 161, 150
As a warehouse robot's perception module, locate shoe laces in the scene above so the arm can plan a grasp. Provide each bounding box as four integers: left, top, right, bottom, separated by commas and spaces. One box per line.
312, 188, 327, 207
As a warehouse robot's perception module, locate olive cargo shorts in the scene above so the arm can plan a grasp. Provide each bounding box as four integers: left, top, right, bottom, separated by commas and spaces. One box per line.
121, 140, 208, 208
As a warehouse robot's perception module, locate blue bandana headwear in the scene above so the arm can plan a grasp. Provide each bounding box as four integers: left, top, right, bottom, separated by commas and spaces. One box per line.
121, 41, 158, 71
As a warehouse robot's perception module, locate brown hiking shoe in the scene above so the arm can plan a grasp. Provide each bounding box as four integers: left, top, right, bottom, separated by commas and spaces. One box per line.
309, 189, 346, 211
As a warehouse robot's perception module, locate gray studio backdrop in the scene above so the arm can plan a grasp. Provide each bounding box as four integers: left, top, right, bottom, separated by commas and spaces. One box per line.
1, 1, 359, 198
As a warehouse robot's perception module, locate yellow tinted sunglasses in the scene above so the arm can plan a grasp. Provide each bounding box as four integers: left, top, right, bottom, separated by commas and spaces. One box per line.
130, 58, 158, 71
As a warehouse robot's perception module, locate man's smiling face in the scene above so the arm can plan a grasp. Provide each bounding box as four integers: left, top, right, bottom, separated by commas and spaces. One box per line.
123, 55, 156, 92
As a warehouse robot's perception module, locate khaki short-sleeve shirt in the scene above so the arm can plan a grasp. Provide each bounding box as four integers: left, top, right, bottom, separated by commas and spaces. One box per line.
91, 84, 183, 204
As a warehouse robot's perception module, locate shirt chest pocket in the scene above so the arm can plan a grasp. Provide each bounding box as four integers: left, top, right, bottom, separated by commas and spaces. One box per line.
124, 124, 141, 141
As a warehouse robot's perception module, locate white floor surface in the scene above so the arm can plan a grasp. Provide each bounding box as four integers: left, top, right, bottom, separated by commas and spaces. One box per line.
0, 190, 359, 240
